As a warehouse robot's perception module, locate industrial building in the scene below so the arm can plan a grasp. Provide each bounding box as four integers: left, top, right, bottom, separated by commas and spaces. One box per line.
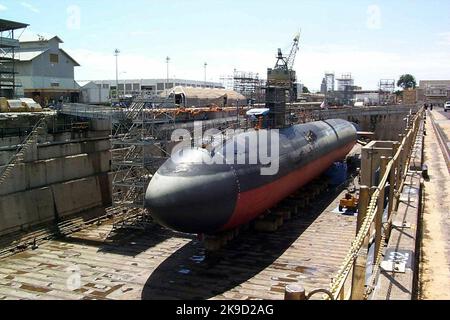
78, 78, 225, 104
319, 73, 397, 106
354, 90, 381, 106
15, 36, 80, 106
417, 80, 450, 106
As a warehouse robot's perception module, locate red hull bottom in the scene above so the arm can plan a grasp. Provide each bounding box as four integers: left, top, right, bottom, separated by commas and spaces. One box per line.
222, 142, 355, 230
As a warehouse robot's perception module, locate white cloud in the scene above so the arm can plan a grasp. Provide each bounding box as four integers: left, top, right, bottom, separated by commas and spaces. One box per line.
0, 4, 7, 11
296, 44, 450, 91
128, 30, 157, 37
21, 1, 40, 13
437, 32, 450, 46
69, 49, 165, 81
68, 43, 450, 92
18, 28, 52, 42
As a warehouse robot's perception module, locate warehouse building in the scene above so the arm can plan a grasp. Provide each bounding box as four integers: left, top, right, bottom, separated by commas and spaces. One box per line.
416, 80, 450, 106
15, 36, 80, 106
78, 78, 225, 104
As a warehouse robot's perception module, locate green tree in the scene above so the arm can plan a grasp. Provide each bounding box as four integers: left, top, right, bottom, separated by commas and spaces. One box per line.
302, 86, 310, 94
397, 74, 417, 89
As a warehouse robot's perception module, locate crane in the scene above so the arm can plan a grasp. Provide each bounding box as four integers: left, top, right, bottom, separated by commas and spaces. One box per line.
273, 32, 301, 71
286, 32, 301, 70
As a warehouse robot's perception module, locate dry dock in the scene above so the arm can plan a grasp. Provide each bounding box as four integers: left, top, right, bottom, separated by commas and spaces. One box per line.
1, 105, 438, 301
0, 184, 355, 300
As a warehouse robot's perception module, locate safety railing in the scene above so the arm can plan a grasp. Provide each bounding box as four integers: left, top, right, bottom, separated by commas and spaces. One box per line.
284, 108, 424, 300
329, 108, 423, 300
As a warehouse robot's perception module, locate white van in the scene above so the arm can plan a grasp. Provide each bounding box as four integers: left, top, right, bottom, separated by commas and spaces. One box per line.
444, 101, 450, 112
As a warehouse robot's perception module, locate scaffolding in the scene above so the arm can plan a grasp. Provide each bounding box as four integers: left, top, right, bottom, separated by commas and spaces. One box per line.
325, 72, 335, 92
379, 79, 396, 105
336, 73, 354, 91
110, 93, 245, 229
0, 19, 28, 98
232, 70, 265, 104
219, 74, 234, 91
110, 93, 176, 229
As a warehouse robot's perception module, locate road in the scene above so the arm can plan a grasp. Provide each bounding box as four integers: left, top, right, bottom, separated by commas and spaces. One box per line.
419, 109, 450, 299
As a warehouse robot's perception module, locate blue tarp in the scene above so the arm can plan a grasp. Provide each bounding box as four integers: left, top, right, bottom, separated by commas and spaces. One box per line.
325, 162, 348, 186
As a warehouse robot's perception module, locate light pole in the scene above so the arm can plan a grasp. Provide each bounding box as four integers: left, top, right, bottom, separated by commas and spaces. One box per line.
114, 49, 120, 99
204, 62, 208, 87
166, 56, 170, 92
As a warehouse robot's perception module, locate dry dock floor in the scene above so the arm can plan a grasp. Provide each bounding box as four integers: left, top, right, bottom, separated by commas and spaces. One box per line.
0, 187, 356, 300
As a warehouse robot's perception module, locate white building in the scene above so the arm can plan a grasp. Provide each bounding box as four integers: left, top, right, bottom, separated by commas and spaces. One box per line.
77, 81, 110, 105
15, 36, 80, 105
77, 78, 225, 104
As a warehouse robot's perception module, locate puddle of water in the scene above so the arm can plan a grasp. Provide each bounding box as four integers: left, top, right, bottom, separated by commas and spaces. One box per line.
178, 269, 191, 275
190, 255, 206, 264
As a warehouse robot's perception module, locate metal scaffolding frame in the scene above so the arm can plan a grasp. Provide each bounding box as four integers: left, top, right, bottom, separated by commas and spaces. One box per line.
110, 94, 176, 229
379, 79, 396, 105
0, 19, 28, 98
232, 70, 265, 103
325, 72, 335, 92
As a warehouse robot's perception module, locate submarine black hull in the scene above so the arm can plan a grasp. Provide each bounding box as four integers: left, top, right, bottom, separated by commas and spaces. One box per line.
145, 119, 357, 234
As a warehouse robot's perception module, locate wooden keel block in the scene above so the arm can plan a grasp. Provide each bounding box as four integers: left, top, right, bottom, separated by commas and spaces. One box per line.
254, 217, 279, 232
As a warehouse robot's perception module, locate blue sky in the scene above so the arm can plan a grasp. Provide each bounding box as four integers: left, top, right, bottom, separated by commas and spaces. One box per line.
1, 0, 450, 90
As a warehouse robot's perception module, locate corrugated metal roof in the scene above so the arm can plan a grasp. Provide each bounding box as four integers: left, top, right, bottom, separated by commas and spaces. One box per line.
0, 19, 29, 32
15, 50, 47, 61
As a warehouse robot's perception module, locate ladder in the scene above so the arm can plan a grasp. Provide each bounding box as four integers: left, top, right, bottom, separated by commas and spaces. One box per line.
0, 117, 47, 185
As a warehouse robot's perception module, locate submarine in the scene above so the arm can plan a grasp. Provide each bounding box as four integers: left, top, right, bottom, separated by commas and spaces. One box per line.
145, 119, 357, 234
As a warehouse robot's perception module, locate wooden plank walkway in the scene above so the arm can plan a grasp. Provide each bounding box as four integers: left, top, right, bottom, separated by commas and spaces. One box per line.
0, 186, 356, 300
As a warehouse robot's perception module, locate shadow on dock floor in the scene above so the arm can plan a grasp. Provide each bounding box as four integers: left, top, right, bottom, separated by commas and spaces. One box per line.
141, 189, 339, 300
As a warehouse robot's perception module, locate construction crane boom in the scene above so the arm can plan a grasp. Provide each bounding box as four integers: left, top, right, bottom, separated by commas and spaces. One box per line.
286, 32, 301, 70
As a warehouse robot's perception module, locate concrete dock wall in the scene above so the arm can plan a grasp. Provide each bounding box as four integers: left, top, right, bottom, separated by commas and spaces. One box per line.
0, 187, 55, 236
0, 139, 110, 166
0, 150, 111, 196
0, 123, 112, 236
0, 173, 112, 236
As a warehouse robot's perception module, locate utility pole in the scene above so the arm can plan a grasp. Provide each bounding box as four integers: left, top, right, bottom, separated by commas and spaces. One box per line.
114, 49, 120, 100
204, 62, 208, 87
166, 56, 170, 93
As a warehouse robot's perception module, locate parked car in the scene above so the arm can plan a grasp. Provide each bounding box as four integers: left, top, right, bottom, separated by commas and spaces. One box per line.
444, 101, 450, 112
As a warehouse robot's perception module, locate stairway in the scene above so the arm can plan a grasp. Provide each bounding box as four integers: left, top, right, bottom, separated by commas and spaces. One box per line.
0, 117, 47, 185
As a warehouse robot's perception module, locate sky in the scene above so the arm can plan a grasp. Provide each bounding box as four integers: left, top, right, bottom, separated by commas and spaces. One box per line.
1, 0, 450, 91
